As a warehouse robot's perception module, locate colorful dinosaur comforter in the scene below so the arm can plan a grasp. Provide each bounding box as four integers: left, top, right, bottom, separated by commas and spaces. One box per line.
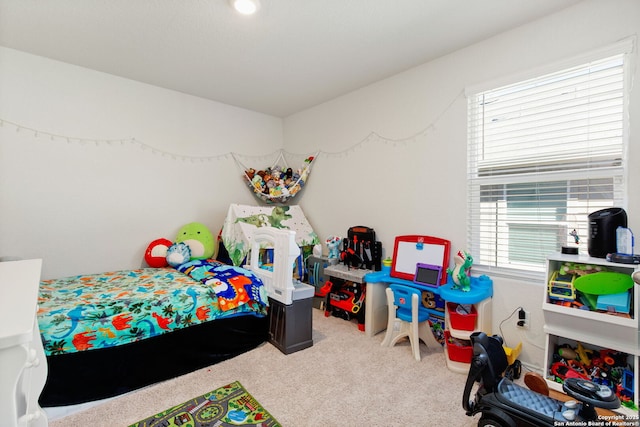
38, 263, 268, 357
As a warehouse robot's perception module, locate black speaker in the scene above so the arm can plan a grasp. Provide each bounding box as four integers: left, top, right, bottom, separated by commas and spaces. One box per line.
588, 207, 627, 258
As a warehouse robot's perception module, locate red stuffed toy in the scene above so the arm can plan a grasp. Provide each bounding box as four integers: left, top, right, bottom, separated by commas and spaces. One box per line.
144, 238, 173, 268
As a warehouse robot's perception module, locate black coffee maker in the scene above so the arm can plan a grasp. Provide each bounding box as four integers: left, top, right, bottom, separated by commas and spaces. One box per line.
588, 207, 627, 258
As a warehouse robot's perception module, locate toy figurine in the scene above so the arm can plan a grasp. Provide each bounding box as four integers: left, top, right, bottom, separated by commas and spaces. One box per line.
569, 229, 580, 244
326, 236, 341, 259
448, 250, 473, 292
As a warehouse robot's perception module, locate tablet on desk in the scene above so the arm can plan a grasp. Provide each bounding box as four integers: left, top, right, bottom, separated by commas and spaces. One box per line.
413, 263, 443, 288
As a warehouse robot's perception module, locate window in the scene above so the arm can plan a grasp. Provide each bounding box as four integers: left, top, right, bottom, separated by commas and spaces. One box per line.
466, 40, 632, 276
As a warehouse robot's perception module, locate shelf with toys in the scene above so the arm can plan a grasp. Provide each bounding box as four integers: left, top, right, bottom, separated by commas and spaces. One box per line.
543, 333, 638, 415
543, 253, 638, 352
542, 253, 639, 415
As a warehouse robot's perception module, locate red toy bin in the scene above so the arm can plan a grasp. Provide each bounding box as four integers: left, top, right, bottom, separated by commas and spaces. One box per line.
444, 330, 473, 363
447, 302, 478, 331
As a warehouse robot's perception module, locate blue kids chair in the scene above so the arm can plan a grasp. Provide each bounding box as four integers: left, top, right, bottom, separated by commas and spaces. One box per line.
381, 283, 441, 361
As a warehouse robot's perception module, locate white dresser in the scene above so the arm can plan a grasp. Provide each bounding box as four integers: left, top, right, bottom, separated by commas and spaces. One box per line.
0, 259, 48, 427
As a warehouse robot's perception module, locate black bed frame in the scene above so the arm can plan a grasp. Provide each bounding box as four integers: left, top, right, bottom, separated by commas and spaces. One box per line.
39, 314, 268, 407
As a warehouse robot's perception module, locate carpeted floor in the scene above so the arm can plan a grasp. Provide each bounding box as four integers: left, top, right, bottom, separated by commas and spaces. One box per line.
48, 308, 480, 426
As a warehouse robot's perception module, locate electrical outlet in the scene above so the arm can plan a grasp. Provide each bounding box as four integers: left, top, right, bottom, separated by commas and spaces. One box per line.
517, 309, 530, 329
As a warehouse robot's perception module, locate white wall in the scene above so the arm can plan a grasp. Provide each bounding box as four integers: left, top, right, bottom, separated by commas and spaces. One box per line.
0, 47, 283, 279
285, 0, 640, 370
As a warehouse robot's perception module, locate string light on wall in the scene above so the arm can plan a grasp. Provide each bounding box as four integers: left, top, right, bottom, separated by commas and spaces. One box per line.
0, 88, 464, 162
319, 89, 464, 158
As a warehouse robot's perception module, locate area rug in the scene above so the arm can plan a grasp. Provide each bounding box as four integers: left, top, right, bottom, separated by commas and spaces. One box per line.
129, 381, 281, 427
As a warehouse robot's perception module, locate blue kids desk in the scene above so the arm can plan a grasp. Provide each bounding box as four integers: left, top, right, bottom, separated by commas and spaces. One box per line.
364, 270, 493, 317
365, 270, 493, 372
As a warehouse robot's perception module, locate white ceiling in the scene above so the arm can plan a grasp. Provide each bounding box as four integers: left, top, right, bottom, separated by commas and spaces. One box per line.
0, 0, 582, 117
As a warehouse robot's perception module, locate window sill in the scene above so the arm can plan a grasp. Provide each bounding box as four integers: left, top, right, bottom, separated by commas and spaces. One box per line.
470, 264, 545, 286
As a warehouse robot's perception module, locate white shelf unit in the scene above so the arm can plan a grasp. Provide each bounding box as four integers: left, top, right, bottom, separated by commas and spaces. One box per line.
542, 253, 639, 415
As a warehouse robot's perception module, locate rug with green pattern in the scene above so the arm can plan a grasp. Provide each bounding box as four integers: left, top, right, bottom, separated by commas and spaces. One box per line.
129, 381, 281, 427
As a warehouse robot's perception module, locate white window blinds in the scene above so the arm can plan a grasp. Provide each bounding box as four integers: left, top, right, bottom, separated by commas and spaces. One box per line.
466, 42, 632, 274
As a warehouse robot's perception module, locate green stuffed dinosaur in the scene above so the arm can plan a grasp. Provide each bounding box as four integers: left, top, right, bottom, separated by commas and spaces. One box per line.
175, 222, 215, 260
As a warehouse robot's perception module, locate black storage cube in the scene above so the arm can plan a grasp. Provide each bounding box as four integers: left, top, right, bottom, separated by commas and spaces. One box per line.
268, 296, 313, 354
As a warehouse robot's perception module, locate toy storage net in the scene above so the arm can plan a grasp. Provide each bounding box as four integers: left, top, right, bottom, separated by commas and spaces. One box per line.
233, 150, 317, 204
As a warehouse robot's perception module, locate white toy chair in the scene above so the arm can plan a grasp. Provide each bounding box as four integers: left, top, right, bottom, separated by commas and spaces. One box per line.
381, 283, 441, 361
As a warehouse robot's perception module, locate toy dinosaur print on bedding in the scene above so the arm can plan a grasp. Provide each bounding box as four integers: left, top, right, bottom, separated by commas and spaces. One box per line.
38, 264, 268, 356
175, 259, 269, 312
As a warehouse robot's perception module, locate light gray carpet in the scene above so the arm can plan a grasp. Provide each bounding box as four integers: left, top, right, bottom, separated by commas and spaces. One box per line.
49, 309, 479, 426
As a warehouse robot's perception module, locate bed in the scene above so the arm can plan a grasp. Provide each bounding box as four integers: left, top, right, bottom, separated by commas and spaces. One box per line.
37, 226, 299, 408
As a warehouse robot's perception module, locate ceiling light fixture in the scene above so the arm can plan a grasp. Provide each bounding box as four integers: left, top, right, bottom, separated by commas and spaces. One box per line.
230, 0, 260, 15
